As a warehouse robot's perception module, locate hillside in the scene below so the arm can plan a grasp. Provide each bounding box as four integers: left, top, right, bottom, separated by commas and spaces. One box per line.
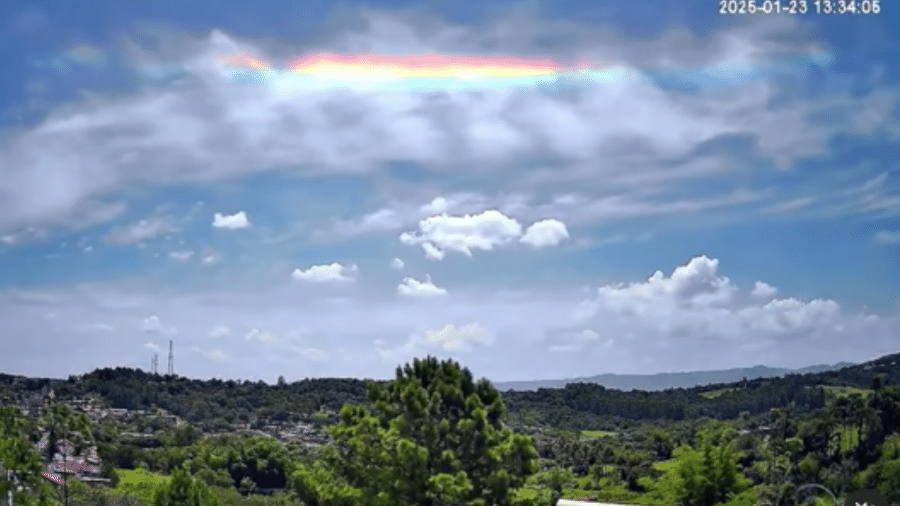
495, 361, 857, 392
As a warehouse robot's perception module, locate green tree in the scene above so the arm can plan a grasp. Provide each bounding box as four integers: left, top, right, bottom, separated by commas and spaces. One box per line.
1, 406, 57, 506
41, 403, 95, 506
152, 466, 218, 506
670, 426, 749, 506
289, 356, 541, 506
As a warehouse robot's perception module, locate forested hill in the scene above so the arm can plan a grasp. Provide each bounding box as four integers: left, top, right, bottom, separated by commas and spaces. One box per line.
494, 360, 856, 392
1, 352, 897, 430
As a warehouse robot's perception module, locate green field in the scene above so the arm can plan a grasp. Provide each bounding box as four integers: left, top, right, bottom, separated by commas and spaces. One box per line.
581, 429, 616, 439
114, 468, 170, 503
821, 385, 871, 398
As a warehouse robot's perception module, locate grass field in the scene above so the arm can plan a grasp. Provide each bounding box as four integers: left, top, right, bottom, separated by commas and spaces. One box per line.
581, 430, 616, 439
114, 468, 169, 503
821, 385, 871, 398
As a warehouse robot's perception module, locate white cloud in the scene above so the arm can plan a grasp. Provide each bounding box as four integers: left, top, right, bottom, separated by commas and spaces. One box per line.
333, 208, 403, 236
245, 328, 278, 344
752, 281, 778, 298
398, 276, 447, 297
208, 325, 230, 338
168, 250, 194, 261
212, 211, 250, 229
106, 217, 177, 245
400, 209, 522, 259
203, 349, 230, 362
291, 262, 358, 282
520, 219, 569, 247
141, 315, 177, 336
420, 197, 449, 215
0, 15, 893, 236
79, 322, 115, 333
144, 340, 161, 353
142, 315, 162, 333
424, 323, 494, 351
874, 230, 900, 244
390, 257, 405, 270
422, 242, 445, 260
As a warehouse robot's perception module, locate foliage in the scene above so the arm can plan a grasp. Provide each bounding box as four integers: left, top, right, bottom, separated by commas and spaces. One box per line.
151, 466, 217, 506
0, 406, 58, 506
290, 356, 541, 506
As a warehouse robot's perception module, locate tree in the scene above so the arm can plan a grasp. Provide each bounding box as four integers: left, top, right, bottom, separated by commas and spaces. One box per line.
41, 403, 95, 506
289, 356, 541, 506
152, 465, 218, 506
670, 426, 750, 506
1, 406, 57, 506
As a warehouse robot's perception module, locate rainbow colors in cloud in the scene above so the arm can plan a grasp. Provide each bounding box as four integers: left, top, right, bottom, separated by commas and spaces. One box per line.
214, 50, 834, 91
216, 52, 621, 90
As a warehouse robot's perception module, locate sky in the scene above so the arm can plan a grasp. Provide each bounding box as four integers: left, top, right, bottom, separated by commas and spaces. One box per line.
0, 0, 898, 385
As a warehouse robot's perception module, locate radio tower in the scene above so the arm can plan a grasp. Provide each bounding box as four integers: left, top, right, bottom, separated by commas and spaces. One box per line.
151, 354, 158, 374
168, 340, 174, 375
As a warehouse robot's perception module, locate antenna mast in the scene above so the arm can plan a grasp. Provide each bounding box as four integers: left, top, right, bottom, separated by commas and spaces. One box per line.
168, 340, 174, 375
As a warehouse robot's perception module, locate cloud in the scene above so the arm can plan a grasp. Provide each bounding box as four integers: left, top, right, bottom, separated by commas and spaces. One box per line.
752, 281, 778, 298
203, 349, 230, 362
422, 242, 445, 260
398, 276, 447, 297
291, 262, 358, 282
144, 340, 161, 353
105, 217, 177, 245
168, 250, 194, 261
212, 211, 250, 229
333, 208, 403, 236
245, 328, 278, 344
424, 323, 494, 351
390, 257, 405, 270
142, 315, 177, 336
520, 219, 569, 247
142, 315, 162, 333
400, 210, 523, 259
3, 13, 884, 236
874, 230, 900, 244
208, 326, 230, 338
376, 322, 494, 364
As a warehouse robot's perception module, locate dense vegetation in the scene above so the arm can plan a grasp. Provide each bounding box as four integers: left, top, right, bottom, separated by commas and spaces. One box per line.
1, 352, 898, 506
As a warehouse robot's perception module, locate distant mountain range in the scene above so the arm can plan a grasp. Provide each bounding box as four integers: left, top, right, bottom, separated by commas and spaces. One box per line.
494, 361, 858, 392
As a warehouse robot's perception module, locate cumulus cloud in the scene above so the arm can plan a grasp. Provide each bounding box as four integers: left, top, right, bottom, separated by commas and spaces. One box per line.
874, 230, 900, 244
142, 315, 162, 333
212, 211, 250, 229
752, 281, 778, 298
400, 209, 523, 259
423, 323, 494, 351
398, 276, 447, 297
520, 219, 569, 247
390, 257, 405, 270
550, 255, 899, 371
291, 263, 358, 282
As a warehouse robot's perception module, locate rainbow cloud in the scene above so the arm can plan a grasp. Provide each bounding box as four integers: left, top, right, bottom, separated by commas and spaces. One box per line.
212, 50, 834, 91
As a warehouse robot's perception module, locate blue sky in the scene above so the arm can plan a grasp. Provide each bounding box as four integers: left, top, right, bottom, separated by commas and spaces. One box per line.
0, 0, 898, 384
